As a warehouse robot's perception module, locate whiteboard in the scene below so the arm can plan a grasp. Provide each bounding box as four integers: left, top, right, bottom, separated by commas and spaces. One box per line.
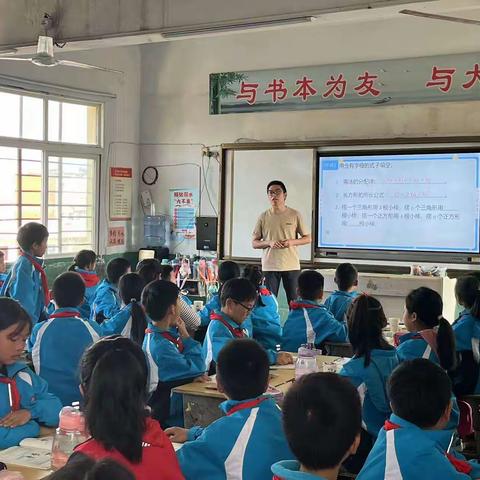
223, 148, 314, 261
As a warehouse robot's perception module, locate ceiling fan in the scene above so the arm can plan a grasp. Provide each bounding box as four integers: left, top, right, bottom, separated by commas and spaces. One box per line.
399, 9, 480, 27
0, 36, 122, 73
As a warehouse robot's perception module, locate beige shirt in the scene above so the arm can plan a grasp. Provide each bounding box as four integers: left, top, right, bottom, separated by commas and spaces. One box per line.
253, 207, 309, 271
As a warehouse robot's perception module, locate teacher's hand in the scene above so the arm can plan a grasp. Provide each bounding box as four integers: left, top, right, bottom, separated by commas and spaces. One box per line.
281, 239, 293, 248
269, 241, 285, 249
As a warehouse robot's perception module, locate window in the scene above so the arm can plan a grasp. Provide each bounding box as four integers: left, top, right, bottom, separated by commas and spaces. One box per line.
0, 89, 101, 262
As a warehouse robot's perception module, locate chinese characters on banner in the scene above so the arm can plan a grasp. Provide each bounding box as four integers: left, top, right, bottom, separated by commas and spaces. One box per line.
169, 189, 198, 241
108, 226, 126, 247
109, 167, 132, 221
209, 53, 480, 114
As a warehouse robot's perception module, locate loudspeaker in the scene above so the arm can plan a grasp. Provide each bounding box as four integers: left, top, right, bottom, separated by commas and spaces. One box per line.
196, 216, 218, 251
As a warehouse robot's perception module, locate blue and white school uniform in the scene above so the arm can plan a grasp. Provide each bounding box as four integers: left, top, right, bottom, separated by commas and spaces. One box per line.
74, 268, 100, 320
30, 307, 101, 406
272, 461, 327, 480
396, 329, 440, 364
203, 311, 250, 372
339, 349, 399, 437
0, 272, 8, 290
100, 303, 136, 338
177, 395, 294, 480
324, 290, 358, 322
357, 414, 480, 480
89, 279, 121, 322
0, 362, 62, 448
250, 287, 282, 364
453, 310, 480, 394
1, 252, 48, 325
143, 323, 205, 426
281, 299, 348, 353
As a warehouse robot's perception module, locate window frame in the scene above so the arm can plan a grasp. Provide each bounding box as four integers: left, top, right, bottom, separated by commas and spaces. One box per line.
0, 86, 104, 260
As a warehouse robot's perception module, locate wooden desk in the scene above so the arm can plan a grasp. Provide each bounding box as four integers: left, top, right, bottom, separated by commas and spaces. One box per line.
174, 355, 341, 428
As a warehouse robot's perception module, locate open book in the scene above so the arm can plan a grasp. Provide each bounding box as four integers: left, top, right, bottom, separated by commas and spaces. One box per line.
0, 436, 54, 470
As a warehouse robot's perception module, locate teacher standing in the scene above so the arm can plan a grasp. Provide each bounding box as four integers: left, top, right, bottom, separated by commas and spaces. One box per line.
252, 180, 311, 304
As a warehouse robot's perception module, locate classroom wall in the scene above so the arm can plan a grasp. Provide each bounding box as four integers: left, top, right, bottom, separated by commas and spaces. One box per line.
139, 16, 480, 254
0, 45, 142, 258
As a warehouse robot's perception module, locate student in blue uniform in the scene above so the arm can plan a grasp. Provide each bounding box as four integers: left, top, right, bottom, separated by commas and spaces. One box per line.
357, 359, 480, 480
324, 263, 358, 322
30, 272, 102, 406
1, 222, 50, 325
281, 270, 348, 353
167, 338, 295, 480
68, 250, 99, 320
396, 287, 456, 373
339, 294, 399, 474
142, 280, 206, 427
272, 373, 362, 480
90, 257, 131, 324
100, 273, 147, 345
0, 298, 62, 448
0, 251, 8, 290
451, 275, 480, 395
242, 264, 285, 363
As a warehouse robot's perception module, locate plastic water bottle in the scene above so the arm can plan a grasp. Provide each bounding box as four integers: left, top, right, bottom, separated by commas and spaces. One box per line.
51, 406, 88, 470
295, 345, 319, 381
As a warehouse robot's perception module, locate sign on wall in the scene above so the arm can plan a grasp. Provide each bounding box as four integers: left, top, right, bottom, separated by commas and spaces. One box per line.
210, 52, 480, 114
108, 226, 126, 247
169, 188, 198, 241
109, 167, 132, 221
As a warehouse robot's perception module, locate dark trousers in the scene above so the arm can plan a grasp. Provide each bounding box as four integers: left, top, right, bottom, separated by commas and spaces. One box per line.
264, 270, 300, 305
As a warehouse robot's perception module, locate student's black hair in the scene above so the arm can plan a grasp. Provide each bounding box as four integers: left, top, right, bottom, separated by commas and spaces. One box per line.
388, 358, 452, 428
218, 260, 241, 298
52, 272, 86, 308
0, 297, 32, 336
48, 453, 135, 480
298, 270, 324, 301
242, 264, 266, 307
158, 264, 174, 281
142, 280, 179, 321
217, 339, 269, 400
68, 250, 97, 272
347, 294, 393, 367
106, 257, 131, 285
282, 373, 361, 470
80, 336, 148, 464
405, 287, 456, 372
335, 263, 358, 291
266, 180, 287, 193
17, 222, 49, 252
118, 273, 147, 345
137, 258, 162, 284
220, 278, 257, 308
455, 275, 480, 319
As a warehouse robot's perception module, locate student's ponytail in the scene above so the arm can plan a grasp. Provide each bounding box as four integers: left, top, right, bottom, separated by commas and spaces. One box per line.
436, 317, 457, 372
118, 273, 147, 345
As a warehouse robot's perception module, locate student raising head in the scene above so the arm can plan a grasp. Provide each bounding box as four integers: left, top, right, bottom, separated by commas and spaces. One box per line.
1, 222, 50, 325
339, 294, 399, 473
29, 272, 102, 406
281, 270, 348, 353
324, 263, 359, 322
167, 338, 295, 479
452, 275, 480, 396
0, 298, 61, 448
90, 257, 131, 324
68, 250, 99, 320
74, 336, 183, 480
357, 359, 480, 480
203, 278, 257, 374
397, 287, 456, 372
272, 373, 361, 480
142, 280, 205, 427
100, 273, 147, 345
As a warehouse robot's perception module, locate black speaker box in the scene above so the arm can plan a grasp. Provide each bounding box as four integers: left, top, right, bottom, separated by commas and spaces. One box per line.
196, 216, 218, 251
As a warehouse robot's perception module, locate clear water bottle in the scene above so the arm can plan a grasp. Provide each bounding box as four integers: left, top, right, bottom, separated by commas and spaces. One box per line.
295, 345, 319, 381
51, 406, 88, 470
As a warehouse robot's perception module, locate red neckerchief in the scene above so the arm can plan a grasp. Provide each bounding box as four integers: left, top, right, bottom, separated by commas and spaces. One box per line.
259, 287, 271, 296
20, 252, 50, 306
384, 420, 472, 475
0, 377, 20, 411
160, 331, 185, 353
77, 271, 100, 288
289, 301, 319, 310
211, 312, 246, 338
226, 396, 268, 416
49, 311, 82, 319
